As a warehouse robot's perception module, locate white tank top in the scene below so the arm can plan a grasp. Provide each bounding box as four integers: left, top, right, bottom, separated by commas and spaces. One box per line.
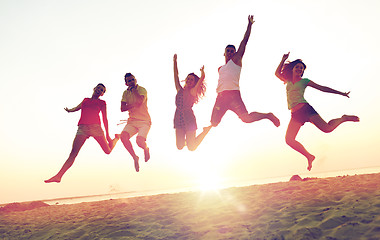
216, 60, 241, 93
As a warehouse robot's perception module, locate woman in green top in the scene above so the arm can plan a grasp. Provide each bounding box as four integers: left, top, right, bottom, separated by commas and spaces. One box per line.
275, 52, 359, 171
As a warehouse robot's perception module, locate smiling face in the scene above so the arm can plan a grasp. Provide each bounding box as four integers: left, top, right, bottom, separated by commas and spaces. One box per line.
224, 46, 236, 62
93, 84, 106, 98
292, 62, 305, 80
185, 74, 196, 88
125, 75, 137, 88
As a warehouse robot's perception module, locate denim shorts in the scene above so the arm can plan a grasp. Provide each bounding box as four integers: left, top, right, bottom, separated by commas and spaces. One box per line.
291, 104, 318, 125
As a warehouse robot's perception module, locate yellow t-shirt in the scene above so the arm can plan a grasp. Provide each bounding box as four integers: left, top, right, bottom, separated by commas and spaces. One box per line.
121, 85, 151, 122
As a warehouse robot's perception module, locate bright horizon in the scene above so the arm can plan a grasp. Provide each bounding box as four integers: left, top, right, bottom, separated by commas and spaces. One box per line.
1, 0, 380, 204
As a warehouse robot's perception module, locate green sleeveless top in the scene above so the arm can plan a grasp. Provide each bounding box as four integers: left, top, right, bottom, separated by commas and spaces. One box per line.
286, 78, 310, 109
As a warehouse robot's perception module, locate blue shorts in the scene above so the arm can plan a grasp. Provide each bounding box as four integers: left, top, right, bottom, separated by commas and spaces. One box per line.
291, 104, 318, 125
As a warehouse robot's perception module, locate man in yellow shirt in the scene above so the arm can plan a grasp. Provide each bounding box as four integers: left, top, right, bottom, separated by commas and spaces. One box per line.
120, 73, 151, 172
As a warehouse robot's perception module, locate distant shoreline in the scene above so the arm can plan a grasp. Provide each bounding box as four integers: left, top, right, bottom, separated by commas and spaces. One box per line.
2, 165, 380, 207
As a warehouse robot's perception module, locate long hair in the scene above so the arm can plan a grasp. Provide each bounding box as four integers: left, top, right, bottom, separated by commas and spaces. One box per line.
185, 73, 206, 104
280, 59, 307, 83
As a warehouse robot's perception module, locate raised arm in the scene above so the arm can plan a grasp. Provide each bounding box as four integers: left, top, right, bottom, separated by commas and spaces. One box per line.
233, 15, 255, 65
173, 54, 182, 91
190, 65, 205, 97
275, 52, 289, 82
308, 81, 351, 98
64, 100, 83, 113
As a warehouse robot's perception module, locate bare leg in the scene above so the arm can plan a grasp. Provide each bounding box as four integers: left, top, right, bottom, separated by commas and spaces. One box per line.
240, 112, 280, 127
109, 134, 121, 150
44, 135, 88, 183
175, 129, 186, 150
186, 125, 212, 151
93, 134, 120, 154
136, 136, 150, 162
285, 119, 315, 171
311, 114, 360, 133
120, 132, 139, 172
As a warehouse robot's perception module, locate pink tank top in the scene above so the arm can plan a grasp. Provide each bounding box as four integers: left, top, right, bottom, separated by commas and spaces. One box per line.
78, 98, 106, 125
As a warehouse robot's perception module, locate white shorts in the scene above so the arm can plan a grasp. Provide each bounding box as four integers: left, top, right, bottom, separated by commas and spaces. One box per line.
122, 120, 151, 139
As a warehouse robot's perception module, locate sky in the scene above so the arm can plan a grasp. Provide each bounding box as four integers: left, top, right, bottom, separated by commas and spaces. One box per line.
1, 0, 379, 204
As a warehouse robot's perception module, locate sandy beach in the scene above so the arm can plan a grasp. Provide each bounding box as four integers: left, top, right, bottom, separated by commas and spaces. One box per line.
1, 172, 380, 240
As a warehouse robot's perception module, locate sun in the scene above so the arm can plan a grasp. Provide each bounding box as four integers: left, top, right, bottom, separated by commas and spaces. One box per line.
194, 168, 224, 193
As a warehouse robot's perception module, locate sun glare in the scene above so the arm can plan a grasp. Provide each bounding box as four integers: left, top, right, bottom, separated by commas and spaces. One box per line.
195, 169, 224, 193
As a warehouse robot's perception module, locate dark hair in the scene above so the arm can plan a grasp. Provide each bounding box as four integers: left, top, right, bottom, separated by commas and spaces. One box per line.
97, 83, 106, 92
225, 45, 236, 51
124, 72, 134, 79
280, 59, 307, 83
186, 73, 206, 104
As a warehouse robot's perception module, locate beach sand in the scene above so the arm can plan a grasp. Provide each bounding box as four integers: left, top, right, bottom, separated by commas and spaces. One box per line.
1, 173, 380, 240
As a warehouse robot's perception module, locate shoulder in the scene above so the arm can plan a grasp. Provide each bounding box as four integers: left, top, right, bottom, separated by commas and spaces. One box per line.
81, 98, 89, 104
302, 78, 313, 85
137, 85, 147, 94
97, 99, 106, 106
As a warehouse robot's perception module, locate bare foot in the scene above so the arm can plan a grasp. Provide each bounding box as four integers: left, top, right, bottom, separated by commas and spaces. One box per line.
203, 125, 212, 133
133, 156, 140, 172
343, 115, 360, 122
109, 136, 120, 149
307, 155, 315, 171
267, 113, 280, 127
144, 147, 150, 162
44, 175, 61, 183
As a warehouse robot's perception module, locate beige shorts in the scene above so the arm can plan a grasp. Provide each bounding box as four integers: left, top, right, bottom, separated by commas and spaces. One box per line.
76, 124, 104, 138
122, 120, 151, 139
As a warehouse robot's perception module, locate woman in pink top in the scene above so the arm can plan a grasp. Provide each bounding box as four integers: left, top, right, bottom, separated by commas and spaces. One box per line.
45, 83, 119, 183
275, 52, 359, 171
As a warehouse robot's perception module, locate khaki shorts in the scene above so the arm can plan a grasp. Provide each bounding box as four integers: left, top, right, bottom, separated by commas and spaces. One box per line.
122, 120, 151, 139
76, 124, 104, 138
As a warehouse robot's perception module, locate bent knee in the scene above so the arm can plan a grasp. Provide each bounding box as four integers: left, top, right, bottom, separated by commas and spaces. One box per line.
321, 128, 333, 133
176, 141, 185, 150
285, 136, 296, 146
239, 113, 252, 123
120, 132, 130, 140
136, 136, 146, 147
187, 144, 197, 151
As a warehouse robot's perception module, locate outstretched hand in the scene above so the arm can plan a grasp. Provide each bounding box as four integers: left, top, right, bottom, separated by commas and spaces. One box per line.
248, 15, 255, 24
200, 65, 204, 74
173, 54, 177, 62
64, 107, 70, 112
343, 91, 351, 98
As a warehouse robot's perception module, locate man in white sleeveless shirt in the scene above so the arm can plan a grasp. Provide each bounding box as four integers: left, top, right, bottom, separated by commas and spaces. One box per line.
210, 15, 280, 128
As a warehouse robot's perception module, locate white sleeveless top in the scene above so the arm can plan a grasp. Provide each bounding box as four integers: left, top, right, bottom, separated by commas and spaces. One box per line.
216, 60, 242, 93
